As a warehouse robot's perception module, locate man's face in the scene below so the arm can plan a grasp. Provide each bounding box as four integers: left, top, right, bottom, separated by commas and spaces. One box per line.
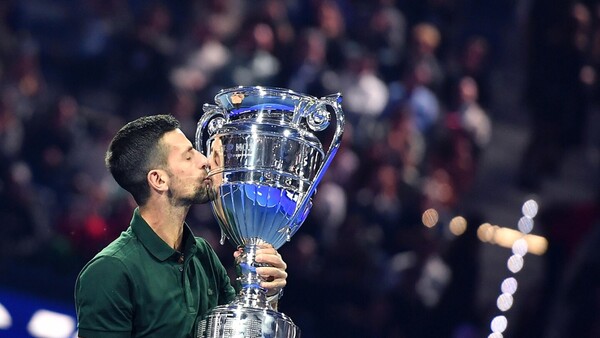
161, 129, 212, 206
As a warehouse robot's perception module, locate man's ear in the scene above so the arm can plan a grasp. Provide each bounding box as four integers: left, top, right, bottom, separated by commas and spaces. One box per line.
147, 169, 169, 192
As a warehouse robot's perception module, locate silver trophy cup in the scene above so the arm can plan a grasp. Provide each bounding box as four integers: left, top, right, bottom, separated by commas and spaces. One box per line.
195, 86, 344, 338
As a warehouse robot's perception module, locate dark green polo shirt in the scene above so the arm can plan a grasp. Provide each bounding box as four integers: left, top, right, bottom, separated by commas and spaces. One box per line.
75, 208, 237, 338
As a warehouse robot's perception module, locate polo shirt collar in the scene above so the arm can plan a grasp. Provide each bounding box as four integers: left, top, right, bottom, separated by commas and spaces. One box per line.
130, 207, 197, 262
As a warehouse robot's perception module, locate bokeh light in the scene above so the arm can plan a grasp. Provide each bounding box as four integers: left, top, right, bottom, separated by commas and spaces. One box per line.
422, 208, 439, 228
512, 238, 528, 257
449, 216, 467, 236
497, 293, 514, 312
507, 254, 524, 273
491, 315, 508, 333
0, 303, 11, 329
521, 199, 539, 218
517, 216, 534, 234
501, 277, 518, 295
477, 223, 494, 242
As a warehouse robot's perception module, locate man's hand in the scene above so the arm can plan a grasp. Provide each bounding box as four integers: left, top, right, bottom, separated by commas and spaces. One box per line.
255, 244, 287, 296
233, 243, 287, 296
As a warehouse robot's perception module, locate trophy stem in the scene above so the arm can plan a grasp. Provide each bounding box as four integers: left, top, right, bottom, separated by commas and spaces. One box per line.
234, 240, 271, 309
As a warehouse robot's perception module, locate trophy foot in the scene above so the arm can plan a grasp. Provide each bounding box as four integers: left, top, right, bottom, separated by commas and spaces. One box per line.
198, 304, 300, 338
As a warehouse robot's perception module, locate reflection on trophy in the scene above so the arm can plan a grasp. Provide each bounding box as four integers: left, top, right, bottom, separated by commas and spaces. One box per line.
195, 86, 344, 338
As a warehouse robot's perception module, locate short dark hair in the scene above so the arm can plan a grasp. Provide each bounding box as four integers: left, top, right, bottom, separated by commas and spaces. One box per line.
105, 114, 180, 205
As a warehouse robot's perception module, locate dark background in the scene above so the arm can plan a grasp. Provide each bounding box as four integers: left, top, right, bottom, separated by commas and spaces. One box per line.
0, 0, 599, 337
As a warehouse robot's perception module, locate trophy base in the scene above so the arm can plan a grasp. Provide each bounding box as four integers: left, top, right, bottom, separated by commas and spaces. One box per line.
198, 304, 300, 338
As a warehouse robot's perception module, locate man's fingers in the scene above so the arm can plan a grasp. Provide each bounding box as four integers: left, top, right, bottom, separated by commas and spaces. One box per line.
256, 247, 279, 256
255, 254, 286, 270
256, 266, 287, 279
260, 278, 287, 291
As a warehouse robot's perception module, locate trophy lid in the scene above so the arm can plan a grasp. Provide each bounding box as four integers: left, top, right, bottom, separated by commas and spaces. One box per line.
214, 86, 317, 108
214, 86, 323, 125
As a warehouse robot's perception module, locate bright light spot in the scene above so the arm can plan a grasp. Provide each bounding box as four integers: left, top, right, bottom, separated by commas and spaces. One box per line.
525, 235, 548, 255
283, 129, 291, 137
422, 208, 439, 228
477, 224, 547, 256
491, 315, 508, 333
497, 293, 514, 312
493, 226, 520, 246
477, 223, 493, 242
507, 254, 524, 273
522, 199, 538, 218
27, 310, 75, 338
486, 225, 503, 243
449, 216, 467, 236
517, 216, 534, 234
488, 333, 503, 338
0, 303, 11, 329
512, 238, 528, 257
501, 277, 518, 295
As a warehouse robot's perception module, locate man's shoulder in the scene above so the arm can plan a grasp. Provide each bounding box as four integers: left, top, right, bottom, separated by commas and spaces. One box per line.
193, 236, 209, 249
98, 228, 138, 259
81, 228, 139, 274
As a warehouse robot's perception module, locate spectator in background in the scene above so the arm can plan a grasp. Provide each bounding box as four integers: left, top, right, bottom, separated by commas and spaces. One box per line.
0, 96, 24, 160
518, 0, 589, 191
0, 161, 51, 259
444, 35, 492, 110
114, 2, 175, 119
340, 48, 390, 147
366, 0, 407, 83
287, 28, 332, 97
223, 21, 281, 87
387, 59, 441, 142
405, 22, 445, 94
448, 76, 492, 158
315, 0, 350, 72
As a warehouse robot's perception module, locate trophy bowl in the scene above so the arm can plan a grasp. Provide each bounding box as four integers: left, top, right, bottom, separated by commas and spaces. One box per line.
195, 86, 344, 338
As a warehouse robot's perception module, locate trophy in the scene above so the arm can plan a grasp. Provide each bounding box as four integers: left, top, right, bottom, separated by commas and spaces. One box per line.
195, 86, 344, 338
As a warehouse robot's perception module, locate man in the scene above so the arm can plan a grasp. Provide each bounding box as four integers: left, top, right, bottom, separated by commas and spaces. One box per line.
74, 115, 288, 337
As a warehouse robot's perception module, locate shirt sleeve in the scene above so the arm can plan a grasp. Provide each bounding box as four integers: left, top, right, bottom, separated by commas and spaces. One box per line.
215, 256, 237, 305
75, 256, 133, 338
199, 238, 237, 304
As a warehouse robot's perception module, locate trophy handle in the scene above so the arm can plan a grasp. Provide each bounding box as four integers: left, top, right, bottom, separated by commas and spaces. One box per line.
195, 103, 226, 155
288, 93, 345, 239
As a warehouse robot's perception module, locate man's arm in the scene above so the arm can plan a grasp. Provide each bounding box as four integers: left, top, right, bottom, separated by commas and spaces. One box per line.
75, 256, 133, 338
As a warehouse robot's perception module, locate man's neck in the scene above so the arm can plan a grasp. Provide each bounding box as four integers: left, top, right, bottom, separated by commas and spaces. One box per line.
139, 202, 190, 251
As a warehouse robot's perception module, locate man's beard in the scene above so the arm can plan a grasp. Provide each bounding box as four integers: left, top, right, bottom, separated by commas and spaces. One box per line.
186, 186, 212, 205
167, 181, 214, 206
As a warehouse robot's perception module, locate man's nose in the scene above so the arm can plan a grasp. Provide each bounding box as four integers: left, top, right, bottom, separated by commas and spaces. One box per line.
196, 149, 210, 170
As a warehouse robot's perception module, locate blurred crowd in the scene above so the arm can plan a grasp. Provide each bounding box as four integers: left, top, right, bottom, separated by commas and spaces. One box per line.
0, 0, 599, 337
